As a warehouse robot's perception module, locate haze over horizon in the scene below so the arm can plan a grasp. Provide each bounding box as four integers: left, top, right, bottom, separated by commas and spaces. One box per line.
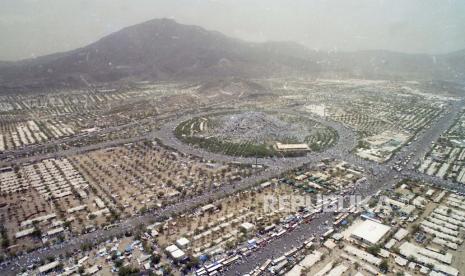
1, 0, 465, 61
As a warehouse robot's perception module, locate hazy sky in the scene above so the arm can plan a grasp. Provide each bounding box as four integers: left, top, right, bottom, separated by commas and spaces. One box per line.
1, 0, 464, 61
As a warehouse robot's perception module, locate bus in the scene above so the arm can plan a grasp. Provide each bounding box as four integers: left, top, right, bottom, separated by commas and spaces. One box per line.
259, 259, 272, 271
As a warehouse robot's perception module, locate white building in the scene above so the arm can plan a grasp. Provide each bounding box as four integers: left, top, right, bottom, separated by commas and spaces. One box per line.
38, 261, 60, 274
350, 219, 391, 245
176, 237, 190, 248
15, 228, 35, 239
275, 142, 310, 152
240, 222, 255, 233
165, 244, 186, 260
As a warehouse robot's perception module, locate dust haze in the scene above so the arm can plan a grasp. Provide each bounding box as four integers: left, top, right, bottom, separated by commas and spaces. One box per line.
1, 0, 464, 61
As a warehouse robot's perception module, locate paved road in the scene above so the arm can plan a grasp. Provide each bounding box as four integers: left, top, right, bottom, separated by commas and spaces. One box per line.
152, 108, 358, 167
0, 101, 234, 165
223, 99, 465, 275
223, 177, 399, 276
1, 101, 464, 275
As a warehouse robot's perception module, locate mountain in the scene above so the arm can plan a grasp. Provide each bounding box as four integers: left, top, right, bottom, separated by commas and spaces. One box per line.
0, 19, 318, 88
0, 18, 463, 89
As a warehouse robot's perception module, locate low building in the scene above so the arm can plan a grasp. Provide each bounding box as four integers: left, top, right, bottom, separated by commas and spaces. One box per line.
200, 204, 215, 213
15, 228, 35, 239
399, 205, 415, 217
395, 256, 408, 267
88, 208, 109, 218
425, 189, 435, 197
67, 205, 87, 214
393, 228, 409, 241
21, 213, 56, 227
94, 197, 105, 209
165, 244, 186, 261
240, 222, 255, 233
260, 181, 272, 189
47, 227, 64, 237
275, 142, 310, 152
176, 237, 190, 248
85, 265, 100, 275
399, 242, 458, 276
350, 219, 391, 246
170, 249, 186, 260
38, 261, 61, 274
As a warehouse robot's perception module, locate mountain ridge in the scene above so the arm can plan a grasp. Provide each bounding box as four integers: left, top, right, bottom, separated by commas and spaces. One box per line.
0, 18, 463, 89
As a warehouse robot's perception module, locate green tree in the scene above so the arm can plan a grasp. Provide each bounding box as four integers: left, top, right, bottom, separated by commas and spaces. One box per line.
379, 259, 389, 272
367, 245, 380, 256
118, 266, 140, 276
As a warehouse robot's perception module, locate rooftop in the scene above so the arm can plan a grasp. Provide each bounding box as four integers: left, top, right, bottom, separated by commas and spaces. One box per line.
350, 219, 391, 245
275, 142, 310, 151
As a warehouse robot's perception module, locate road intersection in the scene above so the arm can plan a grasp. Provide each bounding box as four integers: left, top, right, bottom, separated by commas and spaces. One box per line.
1, 100, 464, 275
